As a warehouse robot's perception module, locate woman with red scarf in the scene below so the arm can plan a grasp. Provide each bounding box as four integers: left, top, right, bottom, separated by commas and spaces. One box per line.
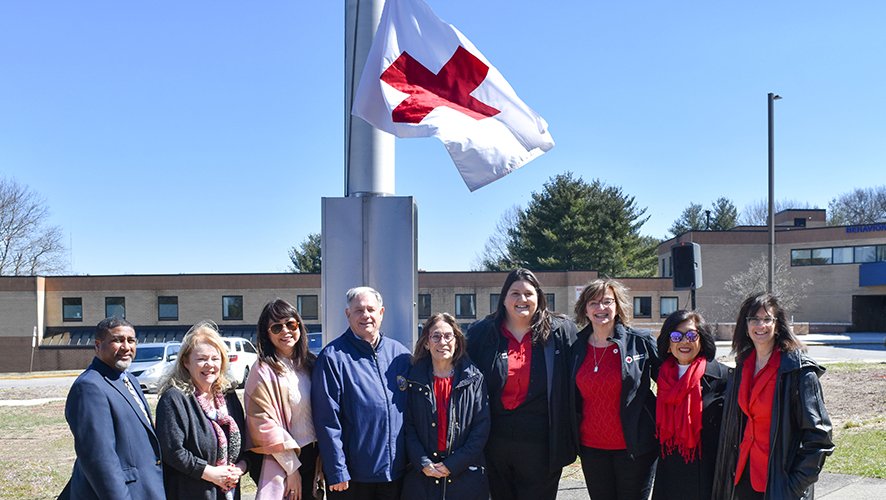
713, 293, 834, 500
652, 310, 729, 500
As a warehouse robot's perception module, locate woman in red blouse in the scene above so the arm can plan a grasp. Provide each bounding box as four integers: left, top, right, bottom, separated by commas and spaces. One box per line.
466, 269, 577, 500
570, 278, 660, 500
713, 293, 834, 500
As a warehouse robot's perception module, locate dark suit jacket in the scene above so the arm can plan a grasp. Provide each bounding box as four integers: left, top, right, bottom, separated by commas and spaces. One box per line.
63, 357, 164, 500
156, 387, 247, 500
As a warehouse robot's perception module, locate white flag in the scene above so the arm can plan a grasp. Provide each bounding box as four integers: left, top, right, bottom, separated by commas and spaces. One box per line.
352, 0, 555, 191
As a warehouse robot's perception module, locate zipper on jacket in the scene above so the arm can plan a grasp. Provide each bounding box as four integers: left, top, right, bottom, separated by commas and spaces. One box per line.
372, 349, 395, 478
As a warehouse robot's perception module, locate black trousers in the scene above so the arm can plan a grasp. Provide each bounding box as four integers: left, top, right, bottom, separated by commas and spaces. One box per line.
325, 478, 403, 500
734, 469, 764, 500
579, 446, 657, 500
486, 437, 561, 500
297, 442, 320, 500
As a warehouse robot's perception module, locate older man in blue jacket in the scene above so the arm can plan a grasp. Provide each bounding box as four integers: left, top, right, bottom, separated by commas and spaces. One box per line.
62, 317, 164, 500
312, 286, 412, 500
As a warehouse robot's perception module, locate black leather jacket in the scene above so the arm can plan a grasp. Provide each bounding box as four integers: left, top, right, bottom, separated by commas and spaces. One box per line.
570, 322, 661, 457
712, 349, 834, 500
466, 315, 578, 473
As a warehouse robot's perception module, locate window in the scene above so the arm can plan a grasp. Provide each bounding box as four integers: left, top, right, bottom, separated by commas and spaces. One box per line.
243, 341, 257, 354
793, 217, 807, 227
455, 294, 476, 319
791, 249, 812, 266
811, 248, 832, 265
222, 296, 243, 321
297, 295, 319, 320
833, 247, 853, 264
158, 296, 178, 321
417, 294, 431, 319
878, 245, 886, 262
660, 297, 679, 317
105, 297, 125, 319
854, 246, 876, 263
545, 293, 555, 311
489, 294, 500, 314
661, 256, 673, 277
62, 297, 83, 322
633, 296, 652, 318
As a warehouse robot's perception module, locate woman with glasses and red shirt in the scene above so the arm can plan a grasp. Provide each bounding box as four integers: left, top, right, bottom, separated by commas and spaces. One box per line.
402, 313, 490, 500
570, 278, 660, 500
244, 299, 321, 500
652, 309, 729, 500
713, 293, 833, 500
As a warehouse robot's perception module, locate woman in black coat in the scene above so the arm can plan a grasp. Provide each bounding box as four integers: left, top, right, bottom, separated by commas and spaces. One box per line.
402, 313, 490, 500
652, 310, 729, 500
156, 321, 250, 500
466, 268, 577, 500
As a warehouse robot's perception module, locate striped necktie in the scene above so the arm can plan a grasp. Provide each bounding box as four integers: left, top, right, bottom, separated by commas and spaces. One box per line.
123, 375, 151, 424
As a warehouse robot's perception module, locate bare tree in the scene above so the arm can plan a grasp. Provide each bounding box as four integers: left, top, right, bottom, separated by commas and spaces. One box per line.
739, 198, 816, 226
472, 205, 522, 271
714, 254, 812, 321
0, 178, 66, 276
827, 186, 886, 225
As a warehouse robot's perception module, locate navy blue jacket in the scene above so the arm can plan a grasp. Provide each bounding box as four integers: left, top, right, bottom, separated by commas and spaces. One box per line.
311, 329, 412, 485
63, 357, 165, 500
403, 356, 490, 500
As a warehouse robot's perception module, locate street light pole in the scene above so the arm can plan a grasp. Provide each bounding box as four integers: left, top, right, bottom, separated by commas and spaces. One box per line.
767, 92, 781, 294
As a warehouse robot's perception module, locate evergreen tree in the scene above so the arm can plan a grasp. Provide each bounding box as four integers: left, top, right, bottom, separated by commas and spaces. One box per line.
288, 233, 321, 273
507, 173, 657, 277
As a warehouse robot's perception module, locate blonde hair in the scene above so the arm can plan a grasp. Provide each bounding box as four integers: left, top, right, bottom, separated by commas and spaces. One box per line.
159, 320, 233, 395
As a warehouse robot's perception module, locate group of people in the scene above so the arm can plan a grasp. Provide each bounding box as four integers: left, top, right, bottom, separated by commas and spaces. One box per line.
62, 270, 834, 500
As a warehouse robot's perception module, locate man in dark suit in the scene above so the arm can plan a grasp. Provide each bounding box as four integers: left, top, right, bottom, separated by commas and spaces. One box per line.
62, 317, 165, 500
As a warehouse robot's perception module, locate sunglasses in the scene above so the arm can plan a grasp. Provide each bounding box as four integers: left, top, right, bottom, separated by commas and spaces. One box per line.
269, 320, 299, 335
669, 330, 699, 343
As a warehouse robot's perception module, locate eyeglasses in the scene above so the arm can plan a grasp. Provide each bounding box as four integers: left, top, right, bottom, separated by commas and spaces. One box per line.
746, 317, 775, 326
269, 320, 299, 335
588, 298, 616, 309
669, 330, 699, 343
429, 332, 455, 343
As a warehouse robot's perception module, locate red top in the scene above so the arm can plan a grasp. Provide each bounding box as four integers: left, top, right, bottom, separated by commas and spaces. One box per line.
500, 326, 533, 410
434, 375, 453, 452
735, 349, 782, 492
576, 343, 626, 449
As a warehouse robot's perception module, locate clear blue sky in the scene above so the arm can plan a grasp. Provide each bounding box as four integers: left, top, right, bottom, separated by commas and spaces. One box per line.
2, 1, 885, 275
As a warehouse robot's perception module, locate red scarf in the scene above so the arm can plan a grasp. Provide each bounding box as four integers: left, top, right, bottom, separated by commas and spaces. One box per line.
655, 356, 706, 462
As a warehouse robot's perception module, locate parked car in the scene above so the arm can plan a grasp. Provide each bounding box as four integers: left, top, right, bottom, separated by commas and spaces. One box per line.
131, 342, 181, 393
221, 337, 258, 388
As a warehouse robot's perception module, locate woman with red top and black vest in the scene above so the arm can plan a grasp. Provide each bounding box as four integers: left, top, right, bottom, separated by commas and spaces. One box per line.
570, 278, 660, 500
652, 309, 729, 500
712, 293, 834, 500
402, 313, 490, 500
466, 268, 578, 500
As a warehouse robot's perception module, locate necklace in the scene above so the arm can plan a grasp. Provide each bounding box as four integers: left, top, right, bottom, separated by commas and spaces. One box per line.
591, 343, 607, 373
434, 367, 455, 378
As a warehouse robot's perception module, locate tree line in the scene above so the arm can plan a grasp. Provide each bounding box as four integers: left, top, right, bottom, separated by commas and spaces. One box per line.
288, 176, 886, 276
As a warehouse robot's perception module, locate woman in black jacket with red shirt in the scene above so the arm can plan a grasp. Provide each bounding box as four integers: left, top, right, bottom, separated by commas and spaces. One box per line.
403, 313, 490, 500
466, 268, 577, 500
570, 278, 660, 500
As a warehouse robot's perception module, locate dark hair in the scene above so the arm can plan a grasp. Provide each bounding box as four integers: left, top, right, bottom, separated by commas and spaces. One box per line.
413, 313, 467, 364
656, 309, 717, 361
493, 268, 552, 344
96, 317, 134, 340
256, 298, 315, 374
573, 278, 632, 327
732, 292, 805, 362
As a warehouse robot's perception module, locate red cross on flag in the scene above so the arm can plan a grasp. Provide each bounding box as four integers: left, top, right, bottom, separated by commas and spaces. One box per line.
352, 0, 554, 192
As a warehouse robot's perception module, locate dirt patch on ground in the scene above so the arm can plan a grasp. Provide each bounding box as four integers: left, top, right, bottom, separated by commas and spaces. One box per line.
820, 363, 886, 429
